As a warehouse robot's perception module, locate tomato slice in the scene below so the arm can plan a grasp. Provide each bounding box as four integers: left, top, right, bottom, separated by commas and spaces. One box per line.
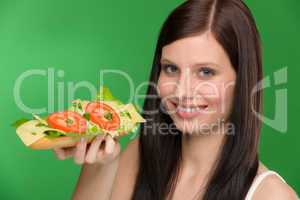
85, 102, 120, 131
47, 111, 87, 133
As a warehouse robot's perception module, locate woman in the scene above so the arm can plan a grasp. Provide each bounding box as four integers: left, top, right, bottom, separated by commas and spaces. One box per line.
54, 0, 298, 199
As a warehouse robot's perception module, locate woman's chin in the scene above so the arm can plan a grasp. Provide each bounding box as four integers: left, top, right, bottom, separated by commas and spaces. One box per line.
168, 113, 215, 135
173, 121, 207, 136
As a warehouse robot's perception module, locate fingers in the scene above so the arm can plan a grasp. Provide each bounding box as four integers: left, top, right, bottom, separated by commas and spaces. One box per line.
53, 134, 121, 165
105, 134, 115, 154
73, 137, 88, 165
53, 147, 75, 160
96, 134, 120, 163
85, 135, 105, 164
53, 148, 65, 160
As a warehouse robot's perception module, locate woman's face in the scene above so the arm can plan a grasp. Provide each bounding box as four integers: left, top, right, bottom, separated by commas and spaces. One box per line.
157, 32, 236, 135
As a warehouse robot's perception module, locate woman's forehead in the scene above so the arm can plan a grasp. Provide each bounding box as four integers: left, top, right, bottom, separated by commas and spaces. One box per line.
161, 32, 230, 68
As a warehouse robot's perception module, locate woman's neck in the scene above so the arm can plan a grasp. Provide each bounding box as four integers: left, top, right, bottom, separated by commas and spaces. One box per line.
180, 127, 227, 182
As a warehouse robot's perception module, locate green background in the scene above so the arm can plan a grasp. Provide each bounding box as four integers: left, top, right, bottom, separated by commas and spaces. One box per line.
0, 0, 299, 199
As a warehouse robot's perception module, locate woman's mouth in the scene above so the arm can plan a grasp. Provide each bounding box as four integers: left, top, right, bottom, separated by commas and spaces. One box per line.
170, 101, 208, 119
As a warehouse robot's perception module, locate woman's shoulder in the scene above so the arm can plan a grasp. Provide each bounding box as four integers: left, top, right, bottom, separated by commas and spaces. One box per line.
110, 137, 140, 200
250, 161, 298, 200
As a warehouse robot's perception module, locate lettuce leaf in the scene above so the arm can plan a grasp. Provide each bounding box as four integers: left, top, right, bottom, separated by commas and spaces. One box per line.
44, 130, 65, 138
96, 85, 123, 105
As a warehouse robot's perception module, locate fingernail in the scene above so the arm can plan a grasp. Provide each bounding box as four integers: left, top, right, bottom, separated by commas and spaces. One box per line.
80, 137, 85, 143
96, 135, 103, 140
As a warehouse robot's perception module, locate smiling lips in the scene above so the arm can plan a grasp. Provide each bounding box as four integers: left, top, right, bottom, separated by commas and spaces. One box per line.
170, 101, 208, 119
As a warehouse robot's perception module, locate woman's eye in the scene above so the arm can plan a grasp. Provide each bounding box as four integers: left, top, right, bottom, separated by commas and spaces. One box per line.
198, 67, 215, 77
162, 64, 179, 74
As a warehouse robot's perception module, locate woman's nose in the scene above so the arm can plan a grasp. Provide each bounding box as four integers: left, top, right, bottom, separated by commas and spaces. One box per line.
175, 69, 195, 100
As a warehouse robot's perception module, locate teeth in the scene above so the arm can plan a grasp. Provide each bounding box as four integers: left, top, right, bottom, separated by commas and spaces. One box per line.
177, 106, 207, 112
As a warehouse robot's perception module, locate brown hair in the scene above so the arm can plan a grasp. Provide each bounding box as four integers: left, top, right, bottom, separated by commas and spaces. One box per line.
132, 0, 263, 199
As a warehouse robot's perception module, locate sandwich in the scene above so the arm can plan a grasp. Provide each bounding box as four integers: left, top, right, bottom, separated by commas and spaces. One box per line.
12, 86, 145, 150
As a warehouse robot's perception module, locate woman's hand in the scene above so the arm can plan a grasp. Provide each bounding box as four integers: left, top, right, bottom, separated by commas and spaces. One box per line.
53, 134, 121, 165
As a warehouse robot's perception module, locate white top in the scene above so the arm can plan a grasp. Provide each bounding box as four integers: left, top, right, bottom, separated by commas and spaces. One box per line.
245, 170, 287, 200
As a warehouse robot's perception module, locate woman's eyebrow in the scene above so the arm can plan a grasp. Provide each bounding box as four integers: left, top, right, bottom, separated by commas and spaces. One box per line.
161, 58, 220, 68
192, 62, 220, 68
160, 58, 175, 64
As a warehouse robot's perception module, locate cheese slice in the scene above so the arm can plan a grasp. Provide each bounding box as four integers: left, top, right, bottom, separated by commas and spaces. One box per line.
124, 104, 146, 123
16, 120, 62, 146
97, 102, 145, 137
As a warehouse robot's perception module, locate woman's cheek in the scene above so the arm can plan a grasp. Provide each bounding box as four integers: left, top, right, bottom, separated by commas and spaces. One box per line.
209, 83, 235, 122
222, 84, 235, 120
158, 79, 177, 101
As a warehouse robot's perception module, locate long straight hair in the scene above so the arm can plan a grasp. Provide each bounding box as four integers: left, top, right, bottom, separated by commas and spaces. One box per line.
132, 0, 263, 199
